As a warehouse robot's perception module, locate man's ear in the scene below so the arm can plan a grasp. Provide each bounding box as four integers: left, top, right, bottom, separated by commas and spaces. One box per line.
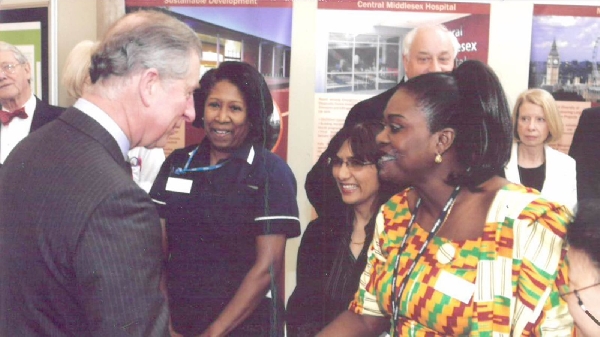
138, 68, 160, 107
23, 62, 31, 81
436, 128, 455, 155
402, 54, 409, 74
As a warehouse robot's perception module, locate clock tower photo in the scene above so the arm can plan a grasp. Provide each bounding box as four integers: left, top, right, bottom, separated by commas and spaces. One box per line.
546, 38, 560, 86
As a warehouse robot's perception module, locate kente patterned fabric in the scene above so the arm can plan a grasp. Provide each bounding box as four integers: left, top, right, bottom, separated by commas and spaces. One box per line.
350, 183, 573, 336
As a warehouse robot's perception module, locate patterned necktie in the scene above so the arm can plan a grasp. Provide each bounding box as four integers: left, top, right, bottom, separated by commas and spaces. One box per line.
0, 107, 28, 126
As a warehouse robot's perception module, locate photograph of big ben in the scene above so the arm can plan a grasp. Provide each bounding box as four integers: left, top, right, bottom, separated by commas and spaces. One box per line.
529, 5, 600, 103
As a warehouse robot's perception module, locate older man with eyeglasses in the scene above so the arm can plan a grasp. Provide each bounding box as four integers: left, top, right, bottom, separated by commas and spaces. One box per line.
0, 41, 63, 165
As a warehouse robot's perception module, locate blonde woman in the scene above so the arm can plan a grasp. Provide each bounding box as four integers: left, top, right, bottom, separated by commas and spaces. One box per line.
503, 88, 577, 212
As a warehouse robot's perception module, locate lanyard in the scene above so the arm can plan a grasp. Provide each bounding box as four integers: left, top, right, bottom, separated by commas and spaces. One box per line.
173, 145, 229, 175
390, 185, 461, 337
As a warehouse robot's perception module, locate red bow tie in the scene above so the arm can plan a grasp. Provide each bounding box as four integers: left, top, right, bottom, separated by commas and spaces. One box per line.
0, 107, 28, 126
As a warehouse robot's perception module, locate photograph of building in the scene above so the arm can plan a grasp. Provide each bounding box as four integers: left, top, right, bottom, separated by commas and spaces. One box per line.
530, 14, 600, 102
315, 7, 490, 95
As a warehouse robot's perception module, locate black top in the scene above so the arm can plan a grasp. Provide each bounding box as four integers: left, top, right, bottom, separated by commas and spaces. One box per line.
518, 162, 546, 192
150, 139, 300, 336
286, 210, 376, 337
570, 106, 600, 201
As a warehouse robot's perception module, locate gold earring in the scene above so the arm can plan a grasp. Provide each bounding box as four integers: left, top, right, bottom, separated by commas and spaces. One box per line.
435, 153, 442, 164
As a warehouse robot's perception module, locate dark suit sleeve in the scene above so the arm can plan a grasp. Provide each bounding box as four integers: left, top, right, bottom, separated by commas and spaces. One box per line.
569, 107, 600, 201
343, 98, 378, 128
342, 84, 400, 128
30, 98, 64, 132
73, 186, 169, 337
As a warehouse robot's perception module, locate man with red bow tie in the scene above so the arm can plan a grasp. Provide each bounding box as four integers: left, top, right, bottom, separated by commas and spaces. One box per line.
0, 41, 63, 165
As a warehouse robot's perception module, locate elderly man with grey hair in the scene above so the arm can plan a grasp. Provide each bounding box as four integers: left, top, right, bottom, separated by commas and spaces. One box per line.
305, 23, 460, 220
0, 41, 64, 165
0, 10, 202, 337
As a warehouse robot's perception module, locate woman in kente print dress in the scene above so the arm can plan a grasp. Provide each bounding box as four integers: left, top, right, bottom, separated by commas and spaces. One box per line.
318, 60, 573, 336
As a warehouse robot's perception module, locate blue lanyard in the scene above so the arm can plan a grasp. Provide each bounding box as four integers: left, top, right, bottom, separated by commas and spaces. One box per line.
390, 185, 461, 336
173, 145, 229, 175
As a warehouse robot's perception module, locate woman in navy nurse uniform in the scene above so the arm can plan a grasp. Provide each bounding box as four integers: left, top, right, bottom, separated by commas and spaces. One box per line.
149, 62, 301, 337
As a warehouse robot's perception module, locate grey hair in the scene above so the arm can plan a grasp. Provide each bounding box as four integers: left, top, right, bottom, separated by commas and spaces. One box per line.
89, 10, 202, 84
0, 41, 29, 64
401, 24, 460, 58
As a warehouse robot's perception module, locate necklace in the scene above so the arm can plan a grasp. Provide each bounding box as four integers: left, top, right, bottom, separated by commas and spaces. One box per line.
390, 185, 461, 337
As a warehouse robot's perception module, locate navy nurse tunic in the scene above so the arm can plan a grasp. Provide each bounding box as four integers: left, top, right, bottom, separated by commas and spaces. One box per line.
150, 139, 300, 336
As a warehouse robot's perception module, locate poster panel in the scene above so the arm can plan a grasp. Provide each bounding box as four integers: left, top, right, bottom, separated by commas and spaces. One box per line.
126, 0, 292, 160
314, 0, 490, 162
530, 4, 600, 153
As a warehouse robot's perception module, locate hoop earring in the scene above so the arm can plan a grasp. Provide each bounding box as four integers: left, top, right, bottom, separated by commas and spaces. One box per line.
435, 153, 442, 164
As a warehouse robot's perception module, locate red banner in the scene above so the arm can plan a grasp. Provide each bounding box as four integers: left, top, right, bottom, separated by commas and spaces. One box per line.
534, 4, 600, 17
318, 1, 489, 14
125, 0, 292, 8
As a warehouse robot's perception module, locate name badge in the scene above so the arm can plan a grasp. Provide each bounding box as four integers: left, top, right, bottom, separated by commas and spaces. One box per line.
434, 270, 475, 304
166, 177, 193, 194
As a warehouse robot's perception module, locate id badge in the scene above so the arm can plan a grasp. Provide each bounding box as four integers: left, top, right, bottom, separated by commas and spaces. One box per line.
166, 177, 193, 194
434, 270, 475, 304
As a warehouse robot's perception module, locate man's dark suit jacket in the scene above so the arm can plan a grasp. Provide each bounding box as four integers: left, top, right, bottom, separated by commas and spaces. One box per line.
569, 106, 600, 201
30, 96, 64, 132
305, 83, 403, 218
0, 107, 169, 336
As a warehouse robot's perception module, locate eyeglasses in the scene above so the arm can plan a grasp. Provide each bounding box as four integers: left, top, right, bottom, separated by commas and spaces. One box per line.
328, 157, 374, 171
560, 282, 600, 326
0, 63, 22, 75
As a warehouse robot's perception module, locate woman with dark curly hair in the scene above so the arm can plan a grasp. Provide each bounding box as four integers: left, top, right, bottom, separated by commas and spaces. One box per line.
150, 61, 300, 336
286, 120, 396, 336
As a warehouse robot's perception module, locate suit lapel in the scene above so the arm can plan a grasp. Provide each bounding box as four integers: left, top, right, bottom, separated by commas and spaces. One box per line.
30, 97, 47, 132
59, 107, 129, 172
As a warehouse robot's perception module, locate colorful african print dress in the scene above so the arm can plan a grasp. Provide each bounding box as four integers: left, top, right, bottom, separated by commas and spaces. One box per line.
349, 184, 574, 336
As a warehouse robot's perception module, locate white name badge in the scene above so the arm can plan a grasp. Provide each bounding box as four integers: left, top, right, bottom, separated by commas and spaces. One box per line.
166, 177, 193, 194
434, 270, 475, 304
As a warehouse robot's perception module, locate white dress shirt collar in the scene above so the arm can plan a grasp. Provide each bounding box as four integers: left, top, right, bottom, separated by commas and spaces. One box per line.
74, 98, 130, 160
0, 94, 37, 164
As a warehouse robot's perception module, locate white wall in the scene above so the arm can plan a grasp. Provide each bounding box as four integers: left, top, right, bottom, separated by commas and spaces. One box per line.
286, 0, 319, 303
55, 0, 97, 107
